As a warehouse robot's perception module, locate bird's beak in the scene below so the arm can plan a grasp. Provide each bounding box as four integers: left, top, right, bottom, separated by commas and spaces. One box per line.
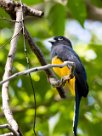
48, 41, 54, 44
48, 39, 56, 44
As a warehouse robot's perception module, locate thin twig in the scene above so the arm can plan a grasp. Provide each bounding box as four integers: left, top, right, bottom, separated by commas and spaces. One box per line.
0, 61, 74, 85
0, 132, 14, 136
0, 124, 9, 129
23, 4, 44, 17
0, 124, 12, 130
1, 7, 23, 136
0, 27, 22, 50
0, 124, 17, 135
19, 0, 37, 135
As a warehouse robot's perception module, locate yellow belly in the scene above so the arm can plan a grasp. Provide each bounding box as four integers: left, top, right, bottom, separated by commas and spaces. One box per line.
52, 56, 75, 96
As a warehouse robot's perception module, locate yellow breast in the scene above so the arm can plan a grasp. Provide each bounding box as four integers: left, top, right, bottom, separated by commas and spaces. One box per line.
52, 56, 75, 96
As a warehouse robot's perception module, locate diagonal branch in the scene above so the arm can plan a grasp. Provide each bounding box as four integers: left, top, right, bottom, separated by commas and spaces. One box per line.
0, 132, 14, 136
24, 27, 66, 98
0, 61, 74, 85
1, 6, 23, 136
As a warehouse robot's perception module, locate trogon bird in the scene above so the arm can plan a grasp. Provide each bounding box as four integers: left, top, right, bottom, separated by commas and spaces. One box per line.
49, 36, 89, 136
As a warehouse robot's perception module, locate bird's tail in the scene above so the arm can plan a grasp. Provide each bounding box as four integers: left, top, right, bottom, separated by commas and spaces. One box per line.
73, 89, 82, 136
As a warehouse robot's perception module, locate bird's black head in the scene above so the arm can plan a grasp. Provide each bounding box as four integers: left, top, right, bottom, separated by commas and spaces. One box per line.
49, 36, 72, 48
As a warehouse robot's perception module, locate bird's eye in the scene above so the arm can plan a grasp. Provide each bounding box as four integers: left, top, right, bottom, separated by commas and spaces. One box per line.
57, 37, 63, 41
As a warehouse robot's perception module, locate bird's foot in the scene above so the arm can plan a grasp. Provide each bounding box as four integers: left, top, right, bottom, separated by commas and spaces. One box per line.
48, 77, 63, 87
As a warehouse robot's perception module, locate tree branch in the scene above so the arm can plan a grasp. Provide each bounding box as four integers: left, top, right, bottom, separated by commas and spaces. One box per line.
0, 132, 14, 136
24, 27, 66, 98
0, 61, 74, 85
0, 0, 43, 19
0, 124, 17, 136
0, 0, 66, 98
1, 6, 23, 136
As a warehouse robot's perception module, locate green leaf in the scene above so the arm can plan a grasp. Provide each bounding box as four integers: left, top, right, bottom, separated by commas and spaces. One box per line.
48, 3, 66, 35
67, 0, 87, 25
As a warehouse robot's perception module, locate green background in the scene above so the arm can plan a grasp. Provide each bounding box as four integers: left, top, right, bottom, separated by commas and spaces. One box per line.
0, 0, 102, 136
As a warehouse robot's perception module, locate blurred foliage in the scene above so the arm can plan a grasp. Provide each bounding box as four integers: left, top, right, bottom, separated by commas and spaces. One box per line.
48, 3, 66, 35
0, 0, 102, 136
67, 0, 87, 25
91, 0, 102, 7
